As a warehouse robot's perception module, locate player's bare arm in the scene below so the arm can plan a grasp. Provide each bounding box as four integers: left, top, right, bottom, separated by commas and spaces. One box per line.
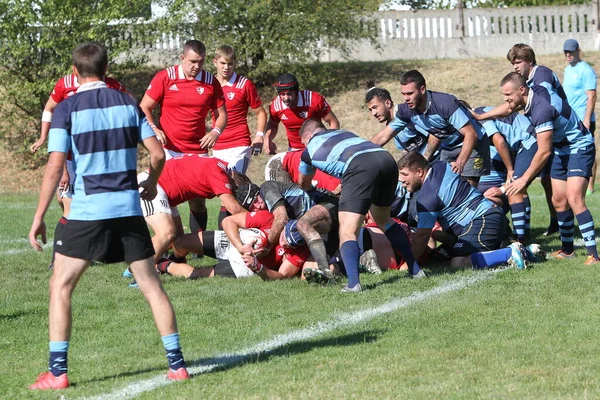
139, 135, 165, 201
298, 170, 316, 192
32, 97, 60, 153
251, 105, 268, 155
452, 124, 478, 174
423, 134, 441, 161
269, 206, 289, 251
323, 110, 340, 129
264, 116, 279, 154
470, 102, 517, 121
29, 151, 66, 251
584, 89, 596, 129
200, 104, 228, 149
411, 227, 433, 263
140, 94, 167, 145
218, 193, 246, 216
506, 130, 552, 196
370, 124, 397, 147
222, 212, 252, 254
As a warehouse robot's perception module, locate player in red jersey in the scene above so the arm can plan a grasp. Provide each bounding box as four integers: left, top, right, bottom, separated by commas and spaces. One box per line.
140, 39, 228, 234
31, 72, 128, 269
264, 150, 342, 193
211, 45, 267, 173
264, 73, 339, 153
136, 155, 245, 263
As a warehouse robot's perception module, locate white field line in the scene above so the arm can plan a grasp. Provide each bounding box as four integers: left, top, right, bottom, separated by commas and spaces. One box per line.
85, 269, 503, 400
0, 243, 50, 255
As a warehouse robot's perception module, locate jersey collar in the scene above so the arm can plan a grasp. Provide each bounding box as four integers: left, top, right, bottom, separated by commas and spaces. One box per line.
222, 72, 237, 87
76, 80, 107, 92
526, 65, 538, 86
524, 88, 534, 114
423, 91, 432, 113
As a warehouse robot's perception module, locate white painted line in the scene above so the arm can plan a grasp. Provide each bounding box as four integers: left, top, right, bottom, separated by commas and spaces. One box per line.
86, 269, 503, 400
0, 238, 32, 244
0, 243, 50, 255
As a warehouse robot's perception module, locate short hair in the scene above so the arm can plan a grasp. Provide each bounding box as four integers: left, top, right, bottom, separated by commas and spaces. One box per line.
215, 45, 236, 62
72, 43, 108, 79
397, 151, 429, 171
507, 43, 536, 64
500, 72, 527, 89
364, 80, 392, 103
183, 40, 206, 56
400, 70, 426, 89
299, 119, 326, 140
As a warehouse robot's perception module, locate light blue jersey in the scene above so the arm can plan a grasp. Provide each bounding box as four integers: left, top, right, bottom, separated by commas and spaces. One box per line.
563, 61, 597, 122
48, 83, 155, 221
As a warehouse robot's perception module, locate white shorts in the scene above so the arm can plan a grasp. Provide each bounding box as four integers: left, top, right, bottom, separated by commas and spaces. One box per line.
210, 230, 255, 278
137, 171, 180, 218
212, 146, 253, 173
164, 149, 209, 161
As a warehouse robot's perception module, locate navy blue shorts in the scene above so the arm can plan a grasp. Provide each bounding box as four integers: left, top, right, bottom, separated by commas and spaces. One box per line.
551, 145, 595, 180
513, 143, 552, 180
452, 207, 507, 257
439, 135, 491, 178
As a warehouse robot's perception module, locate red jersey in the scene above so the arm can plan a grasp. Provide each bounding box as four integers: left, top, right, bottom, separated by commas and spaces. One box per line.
283, 150, 341, 192
145, 65, 225, 154
50, 74, 126, 103
212, 73, 262, 150
269, 90, 331, 149
244, 210, 310, 270
158, 155, 232, 205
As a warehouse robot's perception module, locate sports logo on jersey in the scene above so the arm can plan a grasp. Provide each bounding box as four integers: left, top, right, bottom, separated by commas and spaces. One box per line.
227, 92, 235, 100
281, 115, 288, 120
169, 84, 179, 91
197, 87, 205, 95
225, 183, 231, 190
299, 111, 308, 119
277, 247, 285, 256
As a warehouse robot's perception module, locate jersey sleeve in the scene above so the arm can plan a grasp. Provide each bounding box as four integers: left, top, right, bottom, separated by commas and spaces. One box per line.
448, 104, 471, 131
105, 77, 127, 93
208, 165, 234, 196
312, 92, 331, 118
582, 64, 598, 91
139, 116, 156, 142
50, 78, 66, 103
211, 79, 226, 110
530, 99, 557, 134
145, 70, 167, 102
299, 149, 316, 175
269, 102, 280, 123
284, 247, 310, 268
47, 102, 71, 154
415, 185, 441, 230
245, 210, 274, 229
245, 79, 263, 109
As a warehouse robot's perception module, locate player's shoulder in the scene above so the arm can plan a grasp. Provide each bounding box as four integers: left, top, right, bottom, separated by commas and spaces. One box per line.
429, 91, 460, 110
55, 74, 76, 90
232, 74, 255, 90
195, 70, 216, 85
271, 95, 285, 112
105, 76, 125, 91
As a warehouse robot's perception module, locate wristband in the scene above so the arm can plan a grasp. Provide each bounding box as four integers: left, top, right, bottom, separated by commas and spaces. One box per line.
42, 111, 53, 123
500, 186, 506, 194
149, 123, 156, 128
211, 127, 222, 137
255, 131, 265, 137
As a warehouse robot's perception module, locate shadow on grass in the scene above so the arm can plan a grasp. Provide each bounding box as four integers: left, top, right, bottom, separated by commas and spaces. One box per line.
0, 310, 41, 321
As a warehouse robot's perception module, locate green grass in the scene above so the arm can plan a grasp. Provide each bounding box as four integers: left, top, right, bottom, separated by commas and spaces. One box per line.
2, 186, 600, 399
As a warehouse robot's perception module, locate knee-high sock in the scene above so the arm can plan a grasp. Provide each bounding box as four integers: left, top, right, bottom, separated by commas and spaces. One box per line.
523, 196, 531, 239
308, 239, 330, 271
576, 209, 598, 259
470, 248, 512, 269
217, 206, 229, 230
161, 333, 186, 371
557, 209, 575, 254
510, 202, 526, 242
340, 241, 360, 288
49, 341, 69, 377
384, 223, 421, 275
189, 209, 208, 233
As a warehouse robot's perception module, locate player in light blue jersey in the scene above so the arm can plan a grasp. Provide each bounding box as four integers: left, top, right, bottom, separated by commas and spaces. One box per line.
371, 70, 490, 188
397, 152, 538, 270
299, 120, 424, 293
563, 39, 598, 194
501, 72, 599, 265
27, 43, 188, 390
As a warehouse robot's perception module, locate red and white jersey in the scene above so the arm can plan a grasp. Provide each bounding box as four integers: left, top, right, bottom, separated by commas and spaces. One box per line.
283, 150, 341, 192
145, 65, 225, 154
269, 90, 331, 149
50, 74, 126, 103
244, 210, 310, 270
212, 73, 262, 150
158, 155, 232, 206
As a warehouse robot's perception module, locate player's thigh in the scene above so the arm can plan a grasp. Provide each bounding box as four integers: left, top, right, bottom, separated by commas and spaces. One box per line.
51, 253, 90, 289
145, 212, 177, 239
338, 211, 364, 243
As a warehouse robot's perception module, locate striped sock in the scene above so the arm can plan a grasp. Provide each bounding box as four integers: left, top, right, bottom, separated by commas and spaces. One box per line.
557, 210, 575, 254
524, 196, 531, 239
161, 333, 185, 371
510, 202, 527, 242
576, 209, 598, 259
49, 341, 69, 377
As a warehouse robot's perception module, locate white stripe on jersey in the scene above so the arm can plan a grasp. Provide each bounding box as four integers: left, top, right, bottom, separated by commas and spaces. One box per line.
236, 76, 247, 89
274, 97, 282, 112
167, 66, 176, 80
196, 71, 213, 84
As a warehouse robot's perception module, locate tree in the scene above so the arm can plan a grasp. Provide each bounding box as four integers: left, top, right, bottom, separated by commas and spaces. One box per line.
0, 0, 155, 164
159, 0, 381, 85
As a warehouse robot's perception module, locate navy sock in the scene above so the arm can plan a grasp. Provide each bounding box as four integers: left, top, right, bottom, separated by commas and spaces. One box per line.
49, 341, 69, 377
470, 248, 512, 269
189, 209, 208, 233
523, 196, 531, 239
340, 241, 360, 288
217, 207, 229, 230
510, 202, 526, 242
576, 209, 598, 259
384, 223, 421, 275
557, 210, 575, 254
161, 333, 185, 371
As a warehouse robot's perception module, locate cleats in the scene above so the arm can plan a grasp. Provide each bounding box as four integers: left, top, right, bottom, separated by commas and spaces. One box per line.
522, 243, 547, 263
122, 268, 134, 279
128, 280, 139, 289
359, 249, 382, 275
410, 270, 427, 279
167, 367, 190, 381
549, 250, 575, 259
507, 242, 527, 270
340, 283, 362, 293
303, 267, 336, 284
584, 255, 600, 266
29, 372, 69, 390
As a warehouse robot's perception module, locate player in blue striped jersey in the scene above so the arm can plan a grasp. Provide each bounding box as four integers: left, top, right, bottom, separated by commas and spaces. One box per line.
371, 70, 490, 188
298, 120, 424, 293
501, 72, 599, 264
397, 152, 529, 270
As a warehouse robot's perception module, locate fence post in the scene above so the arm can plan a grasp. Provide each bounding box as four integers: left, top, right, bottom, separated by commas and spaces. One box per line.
456, 0, 465, 37
595, 0, 600, 31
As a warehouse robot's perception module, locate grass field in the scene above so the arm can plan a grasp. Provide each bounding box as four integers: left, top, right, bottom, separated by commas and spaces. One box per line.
3, 185, 600, 399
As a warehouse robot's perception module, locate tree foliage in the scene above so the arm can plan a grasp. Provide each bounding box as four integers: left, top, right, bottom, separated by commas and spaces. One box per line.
0, 0, 154, 163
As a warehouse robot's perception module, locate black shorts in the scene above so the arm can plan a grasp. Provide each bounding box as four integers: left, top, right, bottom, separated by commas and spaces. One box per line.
213, 261, 237, 278
56, 216, 154, 264
439, 135, 491, 178
339, 151, 398, 215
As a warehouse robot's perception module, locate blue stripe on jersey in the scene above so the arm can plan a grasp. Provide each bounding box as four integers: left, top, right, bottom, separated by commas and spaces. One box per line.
73, 149, 138, 176
529, 65, 567, 101
417, 161, 493, 235
73, 126, 139, 155
261, 181, 313, 219
475, 107, 536, 152
48, 128, 71, 153
83, 169, 138, 195
311, 131, 357, 161
70, 105, 145, 133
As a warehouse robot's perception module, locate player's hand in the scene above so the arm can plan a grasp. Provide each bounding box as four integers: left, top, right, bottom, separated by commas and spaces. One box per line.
252, 136, 264, 156
138, 178, 158, 201
264, 139, 277, 155
584, 118, 591, 130
505, 177, 527, 196
199, 131, 219, 149
469, 108, 483, 121
505, 170, 514, 185
483, 186, 503, 200
30, 139, 45, 153
29, 218, 47, 251
450, 160, 465, 175
58, 169, 70, 193
332, 183, 342, 195
152, 127, 167, 146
